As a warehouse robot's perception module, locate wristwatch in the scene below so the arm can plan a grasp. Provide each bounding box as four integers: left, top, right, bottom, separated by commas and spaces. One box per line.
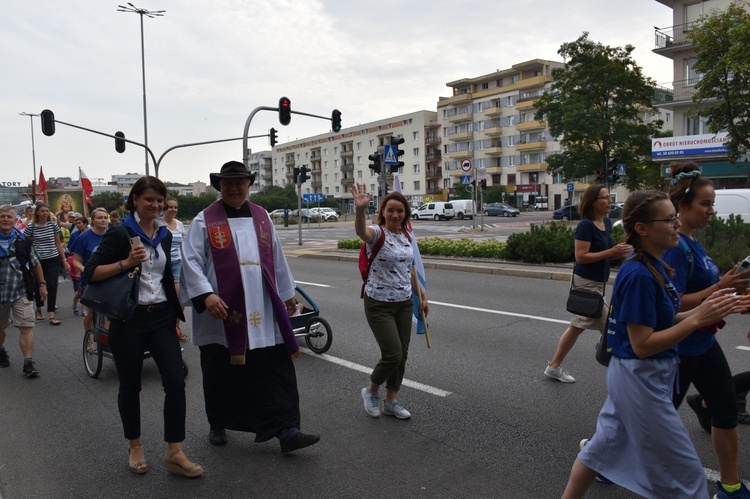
39, 281, 46, 286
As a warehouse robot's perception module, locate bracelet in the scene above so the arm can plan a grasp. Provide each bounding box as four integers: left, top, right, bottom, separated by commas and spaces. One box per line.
39, 281, 46, 285
715, 283, 722, 291
117, 261, 123, 271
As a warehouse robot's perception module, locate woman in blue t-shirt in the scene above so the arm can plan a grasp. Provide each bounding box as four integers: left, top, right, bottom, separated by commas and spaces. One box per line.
662, 162, 750, 498
545, 184, 632, 383
562, 190, 747, 499
71, 208, 109, 332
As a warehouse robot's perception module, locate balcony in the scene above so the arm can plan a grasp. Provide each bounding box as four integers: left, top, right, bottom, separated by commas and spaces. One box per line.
483, 146, 503, 156
654, 21, 697, 53
340, 150, 353, 159
515, 75, 547, 90
671, 78, 698, 103
284, 156, 295, 166
425, 135, 441, 147
425, 167, 443, 179
311, 165, 321, 174
340, 163, 354, 172
516, 163, 547, 172
341, 177, 355, 187
516, 141, 547, 151
447, 150, 472, 159
286, 170, 295, 180
484, 126, 503, 137
516, 120, 546, 131
515, 99, 538, 111
443, 92, 473, 105
485, 166, 503, 174
425, 152, 442, 163
447, 111, 472, 123
484, 106, 503, 118
447, 130, 473, 142
311, 180, 322, 189
426, 186, 443, 195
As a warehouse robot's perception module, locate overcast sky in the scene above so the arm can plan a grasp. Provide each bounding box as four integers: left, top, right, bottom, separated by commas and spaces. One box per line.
1, 0, 673, 186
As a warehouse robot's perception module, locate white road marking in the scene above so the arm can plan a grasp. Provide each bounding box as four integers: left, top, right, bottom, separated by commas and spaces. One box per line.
295, 281, 332, 288
737, 346, 750, 352
299, 347, 452, 397
430, 300, 570, 325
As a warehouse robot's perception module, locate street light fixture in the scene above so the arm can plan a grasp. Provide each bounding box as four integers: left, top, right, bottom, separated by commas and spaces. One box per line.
18, 112, 39, 199
117, 2, 165, 176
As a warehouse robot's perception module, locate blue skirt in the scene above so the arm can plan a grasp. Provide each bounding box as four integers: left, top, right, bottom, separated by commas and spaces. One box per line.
578, 356, 707, 498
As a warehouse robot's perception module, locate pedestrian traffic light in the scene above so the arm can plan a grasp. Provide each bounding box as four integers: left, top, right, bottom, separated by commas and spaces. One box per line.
41, 109, 55, 136
299, 166, 309, 184
293, 166, 300, 184
115, 131, 126, 153
331, 109, 342, 132
269, 128, 278, 147
389, 136, 405, 173
480, 179, 487, 190
368, 153, 381, 174
608, 158, 619, 183
279, 97, 291, 126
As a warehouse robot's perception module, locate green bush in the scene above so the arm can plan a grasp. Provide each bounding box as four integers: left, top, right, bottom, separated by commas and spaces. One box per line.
505, 222, 575, 263
695, 215, 750, 273
338, 237, 507, 259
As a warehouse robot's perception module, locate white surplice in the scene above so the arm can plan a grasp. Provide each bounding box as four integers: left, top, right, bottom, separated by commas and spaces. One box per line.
180, 210, 296, 350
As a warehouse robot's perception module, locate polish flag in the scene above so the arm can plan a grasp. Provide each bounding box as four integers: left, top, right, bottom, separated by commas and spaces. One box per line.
79, 167, 93, 204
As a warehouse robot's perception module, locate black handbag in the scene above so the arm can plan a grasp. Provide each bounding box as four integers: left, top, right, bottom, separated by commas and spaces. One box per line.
80, 266, 140, 321
595, 328, 612, 367
566, 268, 605, 318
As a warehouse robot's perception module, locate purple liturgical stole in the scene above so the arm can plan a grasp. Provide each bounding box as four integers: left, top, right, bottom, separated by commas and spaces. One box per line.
203, 201, 299, 365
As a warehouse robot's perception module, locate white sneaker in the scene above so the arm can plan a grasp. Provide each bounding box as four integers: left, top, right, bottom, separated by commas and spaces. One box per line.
544, 363, 575, 383
361, 387, 381, 417
382, 400, 411, 419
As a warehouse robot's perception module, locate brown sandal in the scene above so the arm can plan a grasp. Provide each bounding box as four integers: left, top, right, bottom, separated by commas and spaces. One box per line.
128, 445, 148, 474
164, 450, 202, 478
49, 319, 61, 326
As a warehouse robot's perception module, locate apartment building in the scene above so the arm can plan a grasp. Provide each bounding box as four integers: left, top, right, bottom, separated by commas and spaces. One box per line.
247, 151, 273, 195
270, 110, 438, 211
437, 60, 566, 208
654, 0, 750, 186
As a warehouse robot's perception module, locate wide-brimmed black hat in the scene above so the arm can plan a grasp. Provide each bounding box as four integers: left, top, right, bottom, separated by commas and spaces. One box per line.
210, 161, 256, 190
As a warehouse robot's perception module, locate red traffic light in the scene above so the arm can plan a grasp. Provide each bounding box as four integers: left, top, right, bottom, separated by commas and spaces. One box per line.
279, 97, 291, 126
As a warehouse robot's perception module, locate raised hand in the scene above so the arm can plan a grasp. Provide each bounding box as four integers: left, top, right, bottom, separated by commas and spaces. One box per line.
351, 183, 372, 211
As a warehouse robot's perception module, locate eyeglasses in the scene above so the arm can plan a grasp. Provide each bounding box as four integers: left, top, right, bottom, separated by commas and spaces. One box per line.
642, 213, 680, 227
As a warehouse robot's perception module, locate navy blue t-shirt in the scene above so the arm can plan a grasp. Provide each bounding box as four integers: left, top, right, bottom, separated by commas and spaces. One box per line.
662, 234, 719, 356
70, 230, 104, 286
607, 256, 681, 360
573, 218, 614, 282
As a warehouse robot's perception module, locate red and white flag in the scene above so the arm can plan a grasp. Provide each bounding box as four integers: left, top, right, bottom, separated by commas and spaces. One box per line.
79, 167, 93, 204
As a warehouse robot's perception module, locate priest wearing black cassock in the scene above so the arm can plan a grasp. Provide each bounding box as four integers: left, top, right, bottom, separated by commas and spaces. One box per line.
180, 161, 319, 453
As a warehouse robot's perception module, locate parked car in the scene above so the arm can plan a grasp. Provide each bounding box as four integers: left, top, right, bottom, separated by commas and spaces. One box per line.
412, 202, 455, 221
483, 203, 519, 217
269, 209, 288, 219
609, 202, 624, 219
552, 205, 581, 221
309, 207, 339, 221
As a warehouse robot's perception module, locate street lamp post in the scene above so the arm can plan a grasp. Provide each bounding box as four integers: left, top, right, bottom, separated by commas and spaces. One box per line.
117, 3, 165, 176
18, 112, 39, 199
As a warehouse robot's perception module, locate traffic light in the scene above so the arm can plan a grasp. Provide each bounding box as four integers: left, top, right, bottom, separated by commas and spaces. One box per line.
608, 158, 619, 183
41, 109, 55, 136
368, 153, 382, 174
389, 136, 405, 173
299, 166, 309, 183
331, 109, 342, 132
115, 131, 126, 153
293, 166, 300, 184
596, 170, 604, 183
269, 128, 278, 147
480, 179, 487, 190
279, 97, 291, 126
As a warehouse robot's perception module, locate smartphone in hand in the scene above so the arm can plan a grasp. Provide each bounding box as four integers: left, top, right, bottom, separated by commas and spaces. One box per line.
130, 236, 141, 248
733, 255, 750, 275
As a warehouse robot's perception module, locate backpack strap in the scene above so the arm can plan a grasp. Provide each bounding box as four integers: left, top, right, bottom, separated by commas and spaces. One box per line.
677, 236, 694, 281
360, 228, 387, 299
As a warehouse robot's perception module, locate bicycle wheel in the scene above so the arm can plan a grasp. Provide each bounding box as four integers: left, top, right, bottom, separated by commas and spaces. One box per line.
304, 317, 332, 354
83, 329, 103, 378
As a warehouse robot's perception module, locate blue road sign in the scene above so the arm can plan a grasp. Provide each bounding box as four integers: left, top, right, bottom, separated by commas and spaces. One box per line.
567, 182, 574, 192
461, 175, 471, 186
303, 193, 324, 203
383, 145, 398, 166
618, 163, 627, 177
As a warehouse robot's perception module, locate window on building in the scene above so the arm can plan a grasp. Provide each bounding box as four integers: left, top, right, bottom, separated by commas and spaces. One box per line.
324, 174, 329, 181
412, 148, 420, 157
325, 187, 329, 194
324, 161, 328, 169
334, 173, 339, 180
414, 181, 420, 191
413, 164, 420, 173
666, 112, 671, 123
481, 82, 489, 90
334, 146, 338, 154
334, 159, 339, 167
356, 142, 361, 150
507, 174, 516, 185
412, 131, 419, 141
324, 149, 328, 156
508, 115, 516, 126
369, 139, 375, 148
357, 170, 362, 178
335, 186, 340, 194
507, 136, 516, 147
685, 57, 701, 85
686, 0, 732, 24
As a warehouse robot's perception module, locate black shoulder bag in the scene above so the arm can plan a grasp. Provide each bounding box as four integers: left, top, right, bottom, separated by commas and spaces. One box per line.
565, 267, 605, 319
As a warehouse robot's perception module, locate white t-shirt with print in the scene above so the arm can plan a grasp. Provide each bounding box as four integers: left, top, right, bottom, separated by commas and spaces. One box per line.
364, 225, 413, 302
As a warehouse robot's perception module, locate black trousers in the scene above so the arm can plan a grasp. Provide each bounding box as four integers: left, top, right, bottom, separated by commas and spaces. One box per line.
199, 343, 300, 442
674, 341, 737, 430
108, 304, 185, 442
35, 257, 61, 312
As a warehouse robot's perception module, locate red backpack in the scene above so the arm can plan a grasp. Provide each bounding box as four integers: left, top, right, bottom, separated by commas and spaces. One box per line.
359, 229, 386, 298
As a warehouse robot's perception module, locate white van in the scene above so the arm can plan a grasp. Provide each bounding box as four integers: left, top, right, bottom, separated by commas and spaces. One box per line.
412, 202, 455, 221
714, 189, 750, 222
450, 199, 476, 220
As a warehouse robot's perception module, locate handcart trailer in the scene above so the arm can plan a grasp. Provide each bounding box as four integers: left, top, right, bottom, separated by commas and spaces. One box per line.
291, 285, 332, 354
83, 310, 189, 379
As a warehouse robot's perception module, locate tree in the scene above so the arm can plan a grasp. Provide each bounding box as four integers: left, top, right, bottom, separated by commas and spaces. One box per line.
90, 191, 124, 213
688, 2, 750, 163
534, 33, 664, 190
